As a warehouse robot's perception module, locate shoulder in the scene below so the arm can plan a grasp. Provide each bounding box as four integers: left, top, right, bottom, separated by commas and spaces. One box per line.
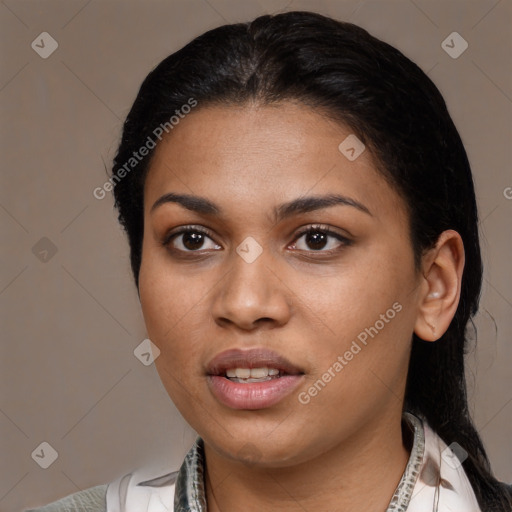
106, 465, 178, 511
24, 463, 179, 512
24, 484, 108, 512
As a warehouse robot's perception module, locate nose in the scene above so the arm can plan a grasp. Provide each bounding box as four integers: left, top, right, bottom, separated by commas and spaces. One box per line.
211, 246, 292, 331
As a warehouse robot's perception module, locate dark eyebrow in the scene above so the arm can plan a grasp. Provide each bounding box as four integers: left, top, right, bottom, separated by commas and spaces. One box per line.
151, 193, 220, 215
275, 194, 372, 219
150, 192, 372, 219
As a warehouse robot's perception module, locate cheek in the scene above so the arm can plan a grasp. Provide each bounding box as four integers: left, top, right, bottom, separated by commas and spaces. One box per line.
138, 245, 218, 383
299, 261, 408, 345
294, 247, 416, 391
139, 240, 195, 332
139, 256, 208, 414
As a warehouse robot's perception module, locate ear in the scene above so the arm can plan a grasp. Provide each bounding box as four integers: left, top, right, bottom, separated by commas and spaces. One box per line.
414, 230, 465, 341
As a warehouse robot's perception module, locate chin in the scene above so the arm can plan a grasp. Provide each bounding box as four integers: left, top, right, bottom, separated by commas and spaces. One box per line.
203, 427, 313, 468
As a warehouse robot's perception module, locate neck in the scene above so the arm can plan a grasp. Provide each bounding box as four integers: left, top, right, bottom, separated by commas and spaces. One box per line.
204, 411, 411, 512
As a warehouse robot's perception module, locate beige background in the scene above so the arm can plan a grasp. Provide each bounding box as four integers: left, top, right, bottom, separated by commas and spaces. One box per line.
1, 0, 511, 510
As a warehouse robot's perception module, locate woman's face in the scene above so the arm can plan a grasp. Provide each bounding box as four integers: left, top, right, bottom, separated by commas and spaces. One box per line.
139, 102, 423, 466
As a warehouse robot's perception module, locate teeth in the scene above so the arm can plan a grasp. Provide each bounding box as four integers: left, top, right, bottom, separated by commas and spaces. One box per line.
250, 367, 268, 378
235, 368, 251, 378
225, 367, 280, 379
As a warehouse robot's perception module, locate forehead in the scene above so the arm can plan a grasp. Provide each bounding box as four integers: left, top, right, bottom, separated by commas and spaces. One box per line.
143, 102, 407, 223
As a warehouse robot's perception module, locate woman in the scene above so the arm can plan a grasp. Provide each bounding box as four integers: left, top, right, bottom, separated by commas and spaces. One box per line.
28, 10, 512, 512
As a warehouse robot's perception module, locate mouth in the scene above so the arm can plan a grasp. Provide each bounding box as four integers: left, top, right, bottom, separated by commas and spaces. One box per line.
206, 347, 303, 379
206, 348, 305, 410
223, 366, 283, 383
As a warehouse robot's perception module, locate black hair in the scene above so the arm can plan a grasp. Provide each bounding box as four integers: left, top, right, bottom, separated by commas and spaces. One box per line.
111, 11, 511, 510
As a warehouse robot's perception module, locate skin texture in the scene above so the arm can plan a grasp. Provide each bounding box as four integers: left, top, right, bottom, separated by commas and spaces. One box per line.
138, 102, 464, 511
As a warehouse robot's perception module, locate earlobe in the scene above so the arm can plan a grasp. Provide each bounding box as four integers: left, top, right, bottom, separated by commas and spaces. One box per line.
414, 230, 465, 342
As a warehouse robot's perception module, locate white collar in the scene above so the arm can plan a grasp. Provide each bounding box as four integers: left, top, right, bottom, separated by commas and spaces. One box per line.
106, 464, 177, 512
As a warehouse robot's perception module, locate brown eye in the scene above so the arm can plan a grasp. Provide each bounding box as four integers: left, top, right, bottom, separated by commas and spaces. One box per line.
163, 226, 221, 252
303, 230, 329, 250
180, 231, 207, 250
292, 225, 351, 253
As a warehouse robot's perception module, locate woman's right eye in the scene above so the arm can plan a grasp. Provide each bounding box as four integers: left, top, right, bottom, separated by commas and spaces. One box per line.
163, 227, 222, 253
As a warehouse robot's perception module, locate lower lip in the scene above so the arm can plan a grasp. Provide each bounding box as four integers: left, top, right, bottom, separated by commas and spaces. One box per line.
207, 375, 304, 410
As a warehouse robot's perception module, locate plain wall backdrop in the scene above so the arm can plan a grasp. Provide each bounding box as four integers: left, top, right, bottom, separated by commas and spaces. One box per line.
1, 0, 511, 510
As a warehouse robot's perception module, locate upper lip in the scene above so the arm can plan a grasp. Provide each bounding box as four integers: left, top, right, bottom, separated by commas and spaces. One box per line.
206, 348, 304, 376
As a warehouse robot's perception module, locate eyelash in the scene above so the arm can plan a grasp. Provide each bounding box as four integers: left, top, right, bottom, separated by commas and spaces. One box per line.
162, 224, 352, 257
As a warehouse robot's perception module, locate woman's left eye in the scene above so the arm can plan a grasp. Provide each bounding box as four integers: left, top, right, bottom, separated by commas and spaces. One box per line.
290, 225, 351, 253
